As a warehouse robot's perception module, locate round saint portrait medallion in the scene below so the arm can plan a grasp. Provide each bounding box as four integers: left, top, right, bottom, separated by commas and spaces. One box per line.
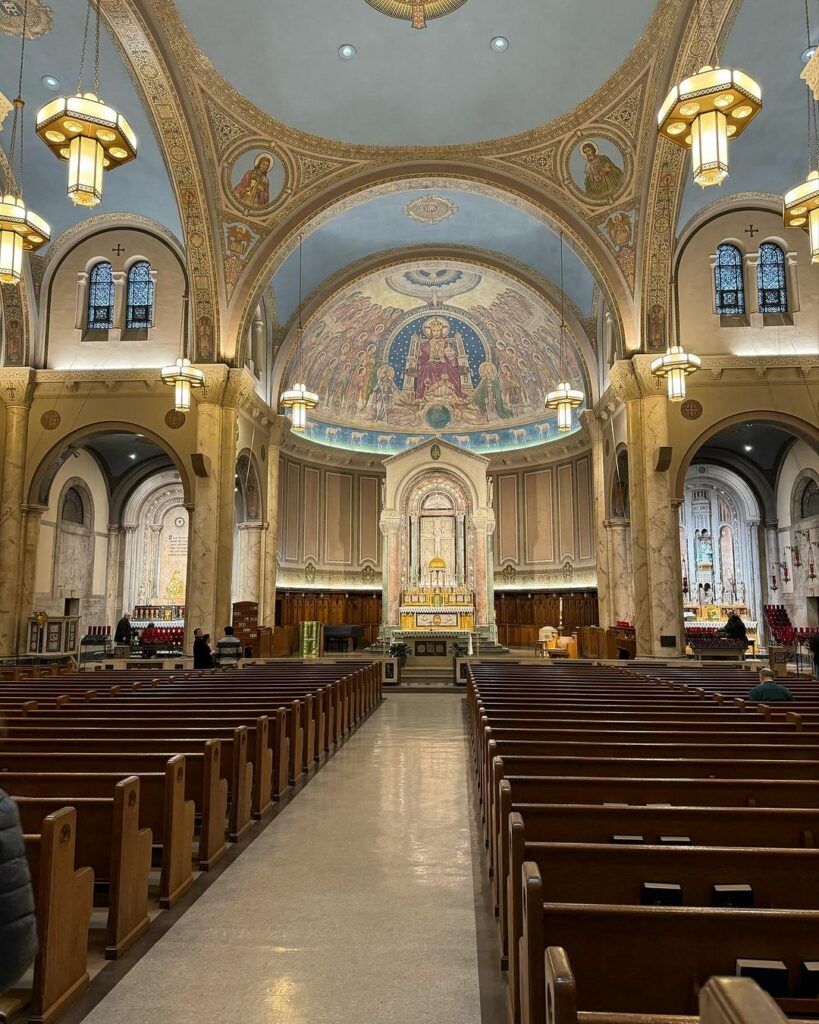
430, 443, 441, 461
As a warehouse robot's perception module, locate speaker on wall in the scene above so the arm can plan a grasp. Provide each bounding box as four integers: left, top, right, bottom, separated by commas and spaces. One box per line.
654, 446, 673, 472
191, 452, 210, 478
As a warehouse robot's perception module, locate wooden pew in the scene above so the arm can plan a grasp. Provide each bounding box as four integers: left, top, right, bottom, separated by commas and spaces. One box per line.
13, 777, 151, 959
520, 864, 819, 1023
0, 751, 203, 888
0, 808, 94, 1024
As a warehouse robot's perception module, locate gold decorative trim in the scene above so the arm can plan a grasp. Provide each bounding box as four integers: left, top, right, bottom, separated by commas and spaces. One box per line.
363, 0, 467, 25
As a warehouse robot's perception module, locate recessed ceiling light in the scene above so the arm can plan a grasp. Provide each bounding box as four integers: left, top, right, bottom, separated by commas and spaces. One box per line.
744, 445, 753, 452
802, 45, 816, 64
338, 43, 357, 60
41, 74, 60, 91
490, 35, 509, 53
129, 453, 137, 460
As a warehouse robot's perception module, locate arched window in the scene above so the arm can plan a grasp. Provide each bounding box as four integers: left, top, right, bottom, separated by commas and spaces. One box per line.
61, 487, 85, 525
756, 242, 788, 313
714, 243, 745, 314
86, 261, 114, 329
801, 479, 819, 520
125, 260, 154, 329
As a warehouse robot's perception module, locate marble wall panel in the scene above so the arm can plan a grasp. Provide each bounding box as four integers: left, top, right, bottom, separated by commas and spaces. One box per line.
558, 463, 575, 561
576, 456, 592, 561
284, 461, 301, 562
303, 466, 321, 563
359, 476, 380, 565
497, 474, 519, 564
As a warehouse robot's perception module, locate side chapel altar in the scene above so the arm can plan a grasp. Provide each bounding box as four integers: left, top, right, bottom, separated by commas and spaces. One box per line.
379, 438, 495, 649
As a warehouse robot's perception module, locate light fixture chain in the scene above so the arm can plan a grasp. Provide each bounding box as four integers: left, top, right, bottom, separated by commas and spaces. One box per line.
297, 232, 304, 382
7, 0, 29, 197
558, 229, 566, 380
806, 0, 819, 173
77, 0, 92, 94
93, 0, 102, 96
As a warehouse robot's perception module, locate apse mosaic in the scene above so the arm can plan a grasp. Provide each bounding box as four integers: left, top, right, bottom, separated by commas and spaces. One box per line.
283, 260, 588, 454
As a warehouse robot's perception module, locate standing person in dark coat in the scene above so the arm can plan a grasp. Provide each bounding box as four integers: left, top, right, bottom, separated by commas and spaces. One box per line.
0, 787, 38, 992
192, 628, 212, 669
114, 613, 133, 645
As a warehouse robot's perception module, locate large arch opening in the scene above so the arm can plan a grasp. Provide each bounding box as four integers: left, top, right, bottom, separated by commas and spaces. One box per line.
28, 428, 191, 656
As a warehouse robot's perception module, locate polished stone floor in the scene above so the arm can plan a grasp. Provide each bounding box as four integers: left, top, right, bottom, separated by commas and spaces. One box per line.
81, 693, 487, 1024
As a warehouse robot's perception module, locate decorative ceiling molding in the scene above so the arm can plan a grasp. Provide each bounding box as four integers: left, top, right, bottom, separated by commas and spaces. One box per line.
101, 0, 221, 362
638, 0, 743, 355
136, 0, 686, 351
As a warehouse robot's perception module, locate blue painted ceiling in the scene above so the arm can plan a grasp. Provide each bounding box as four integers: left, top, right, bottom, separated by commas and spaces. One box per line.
679, 0, 814, 228
0, 0, 180, 247
174, 0, 657, 147
271, 188, 596, 324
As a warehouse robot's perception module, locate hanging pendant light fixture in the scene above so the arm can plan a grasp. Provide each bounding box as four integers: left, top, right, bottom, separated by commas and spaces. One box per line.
658, 0, 761, 188
545, 231, 584, 432
784, 0, 819, 262
650, 175, 701, 401
0, 2, 50, 285
161, 279, 203, 412
281, 233, 319, 431
36, 0, 136, 207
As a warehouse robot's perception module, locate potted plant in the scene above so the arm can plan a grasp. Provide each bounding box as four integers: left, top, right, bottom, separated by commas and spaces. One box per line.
389, 640, 409, 668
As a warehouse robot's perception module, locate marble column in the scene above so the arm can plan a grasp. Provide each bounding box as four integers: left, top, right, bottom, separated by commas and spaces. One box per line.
120, 525, 138, 613
17, 504, 45, 653
214, 403, 238, 634
260, 414, 291, 629
763, 520, 781, 602
237, 522, 265, 604
381, 518, 402, 627
472, 511, 495, 634
584, 412, 611, 628
605, 519, 634, 624
455, 513, 465, 587
747, 519, 763, 629
626, 392, 685, 657
184, 367, 228, 650
0, 369, 34, 656
104, 525, 123, 627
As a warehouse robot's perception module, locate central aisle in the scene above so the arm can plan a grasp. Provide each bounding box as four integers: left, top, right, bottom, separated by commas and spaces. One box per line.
82, 692, 483, 1024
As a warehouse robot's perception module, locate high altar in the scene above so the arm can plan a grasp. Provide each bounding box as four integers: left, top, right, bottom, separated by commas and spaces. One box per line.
380, 439, 496, 640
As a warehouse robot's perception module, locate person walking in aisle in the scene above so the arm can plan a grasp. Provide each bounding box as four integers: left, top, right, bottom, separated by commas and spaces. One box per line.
215, 625, 242, 666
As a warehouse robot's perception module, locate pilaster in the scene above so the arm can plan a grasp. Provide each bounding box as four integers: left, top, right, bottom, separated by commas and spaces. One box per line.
18, 504, 46, 653
0, 368, 35, 656
260, 414, 291, 629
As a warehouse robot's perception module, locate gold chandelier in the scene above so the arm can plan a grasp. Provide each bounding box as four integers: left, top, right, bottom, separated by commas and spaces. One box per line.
363, 0, 467, 29
280, 234, 319, 431
658, 3, 761, 188
784, 1, 819, 262
0, 5, 50, 285
36, 0, 137, 207
544, 231, 585, 433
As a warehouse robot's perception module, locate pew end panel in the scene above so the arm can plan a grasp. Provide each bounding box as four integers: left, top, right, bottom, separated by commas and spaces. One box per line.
28, 808, 94, 1024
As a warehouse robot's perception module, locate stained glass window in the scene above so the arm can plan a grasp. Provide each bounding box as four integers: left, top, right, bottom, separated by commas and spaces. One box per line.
714, 243, 745, 314
756, 242, 788, 313
86, 261, 114, 330
126, 260, 154, 329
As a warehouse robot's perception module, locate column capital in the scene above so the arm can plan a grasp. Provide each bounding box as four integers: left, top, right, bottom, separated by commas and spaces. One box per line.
747, 518, 761, 529
268, 413, 291, 448
237, 520, 267, 532
0, 368, 35, 409
193, 363, 230, 404
223, 367, 258, 411
21, 503, 47, 518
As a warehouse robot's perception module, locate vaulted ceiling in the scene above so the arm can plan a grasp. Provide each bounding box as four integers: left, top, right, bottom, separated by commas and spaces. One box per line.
174, 0, 657, 146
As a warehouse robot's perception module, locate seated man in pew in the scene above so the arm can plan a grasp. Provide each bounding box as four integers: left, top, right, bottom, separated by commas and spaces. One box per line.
0, 787, 37, 992
750, 668, 793, 703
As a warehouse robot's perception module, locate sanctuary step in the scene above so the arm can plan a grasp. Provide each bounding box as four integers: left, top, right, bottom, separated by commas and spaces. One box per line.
398, 666, 455, 687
